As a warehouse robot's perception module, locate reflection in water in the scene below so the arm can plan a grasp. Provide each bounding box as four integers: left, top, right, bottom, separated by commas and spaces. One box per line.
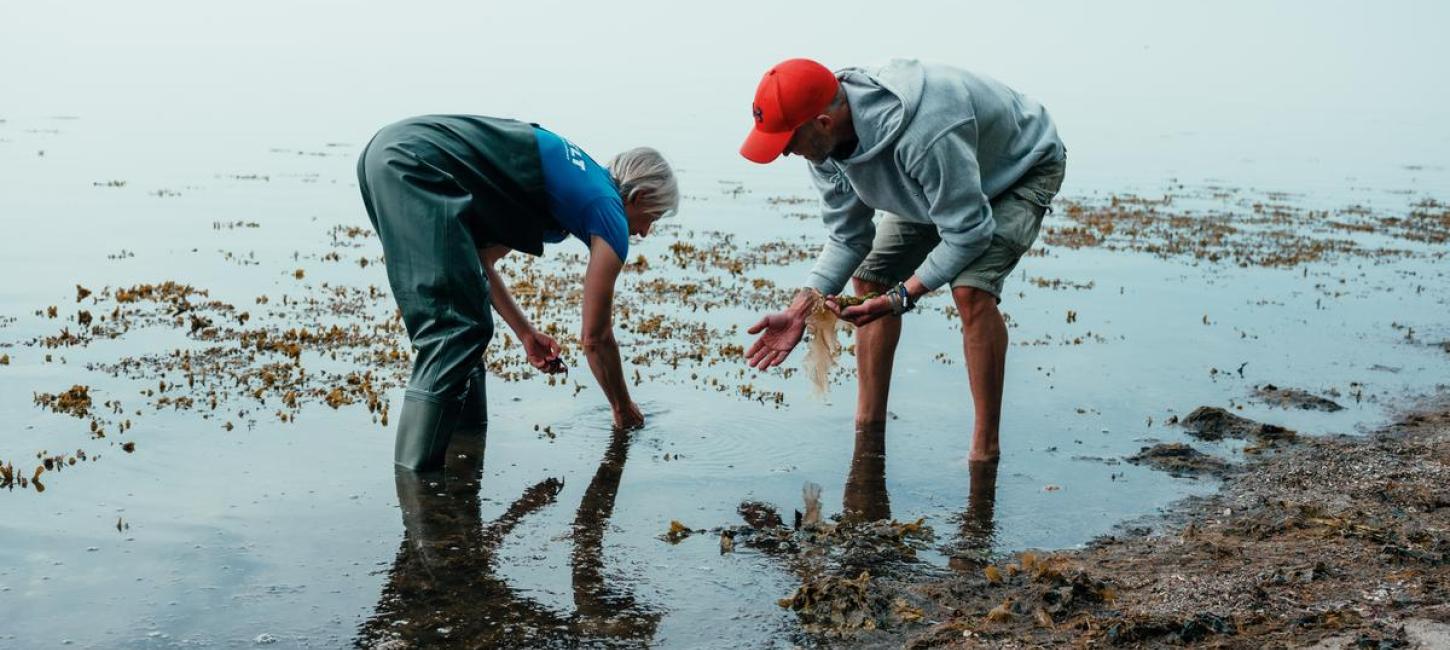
570, 425, 660, 639
358, 428, 658, 647
950, 461, 1000, 570
840, 428, 1000, 566
842, 427, 890, 522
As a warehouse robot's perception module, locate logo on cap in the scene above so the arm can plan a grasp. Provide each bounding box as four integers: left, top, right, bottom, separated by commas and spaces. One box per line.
752, 104, 764, 124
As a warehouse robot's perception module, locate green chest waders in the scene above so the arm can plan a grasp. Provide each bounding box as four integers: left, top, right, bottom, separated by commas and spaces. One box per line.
357, 116, 550, 470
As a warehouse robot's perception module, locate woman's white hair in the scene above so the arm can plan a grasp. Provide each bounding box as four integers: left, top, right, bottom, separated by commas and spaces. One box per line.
608, 147, 680, 219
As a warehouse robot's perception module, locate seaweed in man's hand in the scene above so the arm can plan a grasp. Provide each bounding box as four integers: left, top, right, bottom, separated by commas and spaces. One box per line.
802, 293, 877, 395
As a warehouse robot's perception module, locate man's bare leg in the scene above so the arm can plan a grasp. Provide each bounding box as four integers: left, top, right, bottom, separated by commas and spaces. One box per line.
851, 278, 900, 431
953, 287, 1008, 462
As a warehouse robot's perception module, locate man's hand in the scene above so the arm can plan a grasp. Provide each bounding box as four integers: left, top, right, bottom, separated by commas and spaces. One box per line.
746, 291, 816, 369
522, 330, 564, 373
612, 401, 645, 430
829, 294, 895, 328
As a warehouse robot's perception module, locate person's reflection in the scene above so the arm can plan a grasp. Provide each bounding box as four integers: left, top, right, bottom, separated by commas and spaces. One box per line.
949, 460, 1000, 570
358, 427, 658, 647
571, 427, 660, 638
842, 426, 891, 522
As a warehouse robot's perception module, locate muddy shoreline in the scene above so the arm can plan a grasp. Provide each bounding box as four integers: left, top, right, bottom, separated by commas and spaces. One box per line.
770, 393, 1450, 648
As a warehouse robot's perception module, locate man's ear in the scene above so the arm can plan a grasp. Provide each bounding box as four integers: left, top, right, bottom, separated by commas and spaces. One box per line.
816, 114, 833, 130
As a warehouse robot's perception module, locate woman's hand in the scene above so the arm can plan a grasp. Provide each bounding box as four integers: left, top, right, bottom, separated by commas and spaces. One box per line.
612, 401, 645, 430
522, 330, 564, 373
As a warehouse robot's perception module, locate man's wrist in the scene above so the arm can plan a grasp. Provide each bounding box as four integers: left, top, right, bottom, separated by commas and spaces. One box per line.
888, 282, 916, 315
903, 277, 927, 301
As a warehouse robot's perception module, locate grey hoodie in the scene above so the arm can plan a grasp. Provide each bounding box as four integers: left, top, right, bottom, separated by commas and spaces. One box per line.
805, 60, 1065, 294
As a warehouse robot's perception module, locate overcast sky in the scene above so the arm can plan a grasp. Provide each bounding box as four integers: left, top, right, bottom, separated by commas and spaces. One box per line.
4, 0, 1447, 187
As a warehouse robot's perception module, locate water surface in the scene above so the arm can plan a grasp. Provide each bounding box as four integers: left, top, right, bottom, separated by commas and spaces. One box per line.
3, 3, 1449, 647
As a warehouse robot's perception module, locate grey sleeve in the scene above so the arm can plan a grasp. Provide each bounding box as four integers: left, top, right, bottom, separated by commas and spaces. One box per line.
908, 120, 995, 291
806, 162, 875, 295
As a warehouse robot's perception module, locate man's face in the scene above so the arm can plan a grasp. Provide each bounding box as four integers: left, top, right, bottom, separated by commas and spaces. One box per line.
781, 117, 833, 164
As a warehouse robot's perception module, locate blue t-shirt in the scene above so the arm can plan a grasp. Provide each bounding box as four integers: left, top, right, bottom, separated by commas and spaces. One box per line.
533, 127, 629, 261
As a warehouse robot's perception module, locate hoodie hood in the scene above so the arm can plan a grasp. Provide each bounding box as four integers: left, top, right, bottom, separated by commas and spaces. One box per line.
836, 59, 926, 164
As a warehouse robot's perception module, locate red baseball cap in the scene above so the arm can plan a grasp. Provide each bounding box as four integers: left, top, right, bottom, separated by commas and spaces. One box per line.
740, 58, 839, 164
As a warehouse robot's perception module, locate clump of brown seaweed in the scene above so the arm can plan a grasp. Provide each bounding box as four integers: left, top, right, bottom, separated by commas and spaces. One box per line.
1179, 405, 1295, 442
1254, 383, 1344, 412
1126, 442, 1232, 478
689, 488, 938, 637
802, 293, 845, 397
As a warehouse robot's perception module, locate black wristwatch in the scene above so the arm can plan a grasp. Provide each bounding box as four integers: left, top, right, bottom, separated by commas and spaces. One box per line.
889, 282, 916, 315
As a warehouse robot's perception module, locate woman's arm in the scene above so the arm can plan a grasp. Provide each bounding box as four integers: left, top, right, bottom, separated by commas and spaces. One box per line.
580, 235, 642, 428
479, 245, 561, 371
479, 245, 533, 336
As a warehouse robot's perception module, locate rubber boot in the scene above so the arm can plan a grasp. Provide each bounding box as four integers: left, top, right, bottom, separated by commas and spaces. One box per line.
458, 365, 489, 437
394, 392, 465, 471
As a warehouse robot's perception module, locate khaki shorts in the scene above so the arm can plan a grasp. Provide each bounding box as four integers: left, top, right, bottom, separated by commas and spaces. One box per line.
852, 157, 1067, 301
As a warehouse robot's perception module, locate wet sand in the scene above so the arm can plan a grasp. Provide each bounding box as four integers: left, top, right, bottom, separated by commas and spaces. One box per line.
772, 394, 1450, 648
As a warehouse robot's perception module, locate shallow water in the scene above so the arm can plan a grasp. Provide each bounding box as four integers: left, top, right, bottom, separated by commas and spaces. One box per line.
3, 118, 1447, 647
4, 4, 1450, 647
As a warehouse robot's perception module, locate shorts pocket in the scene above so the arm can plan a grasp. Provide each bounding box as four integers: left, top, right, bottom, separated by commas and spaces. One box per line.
991, 189, 1050, 253
993, 160, 1065, 252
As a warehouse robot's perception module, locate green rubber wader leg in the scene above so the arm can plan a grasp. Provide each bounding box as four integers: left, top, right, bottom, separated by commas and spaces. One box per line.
358, 136, 494, 472
394, 393, 465, 471
458, 364, 489, 437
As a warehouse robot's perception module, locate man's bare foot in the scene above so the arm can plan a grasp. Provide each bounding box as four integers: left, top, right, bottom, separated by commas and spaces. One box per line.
969, 429, 999, 463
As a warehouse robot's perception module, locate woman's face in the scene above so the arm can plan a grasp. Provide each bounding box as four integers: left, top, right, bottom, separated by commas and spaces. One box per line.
624, 193, 661, 238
